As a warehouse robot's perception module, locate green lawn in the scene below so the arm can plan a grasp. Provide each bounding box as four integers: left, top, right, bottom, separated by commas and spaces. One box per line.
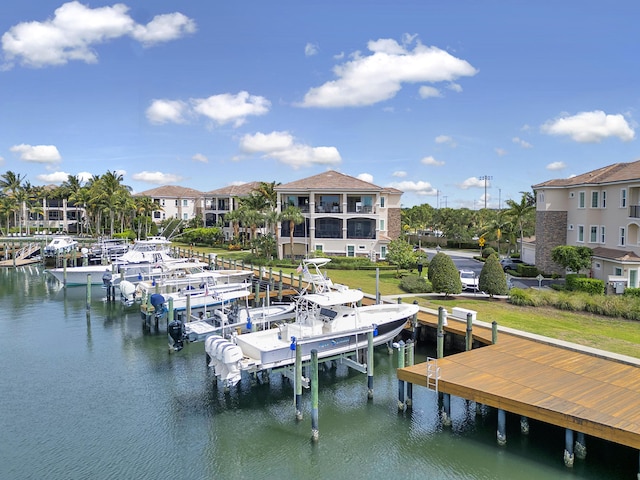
182, 244, 640, 359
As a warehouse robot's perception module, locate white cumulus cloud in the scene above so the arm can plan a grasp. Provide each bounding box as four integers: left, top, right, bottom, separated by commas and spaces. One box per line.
546, 161, 567, 171
192, 153, 208, 163
131, 171, 184, 184
421, 156, 444, 166
387, 180, 437, 196
239, 131, 341, 169
300, 36, 477, 108
357, 173, 374, 183
146, 100, 188, 124
305, 42, 319, 56
435, 135, 456, 147
10, 144, 61, 163
541, 110, 635, 143
1, 1, 195, 68
36, 171, 71, 184
392, 170, 407, 178
458, 176, 487, 190
512, 137, 532, 148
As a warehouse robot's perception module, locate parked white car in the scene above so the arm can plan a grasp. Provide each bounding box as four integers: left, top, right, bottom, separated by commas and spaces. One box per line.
459, 269, 479, 291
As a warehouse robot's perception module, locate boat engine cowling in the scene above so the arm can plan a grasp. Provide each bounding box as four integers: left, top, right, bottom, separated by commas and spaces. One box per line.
168, 319, 184, 351
150, 294, 167, 318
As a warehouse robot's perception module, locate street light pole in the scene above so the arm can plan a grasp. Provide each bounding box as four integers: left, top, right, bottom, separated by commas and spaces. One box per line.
479, 175, 493, 209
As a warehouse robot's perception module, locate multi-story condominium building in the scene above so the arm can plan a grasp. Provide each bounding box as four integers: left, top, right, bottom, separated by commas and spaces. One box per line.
202, 182, 262, 241
533, 159, 640, 289
275, 170, 403, 260
135, 185, 205, 224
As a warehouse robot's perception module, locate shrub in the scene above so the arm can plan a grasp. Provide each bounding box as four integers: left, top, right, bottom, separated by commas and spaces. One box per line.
508, 288, 533, 306
478, 253, 508, 297
429, 252, 462, 296
623, 288, 640, 298
572, 278, 605, 295
517, 265, 539, 277
399, 275, 432, 293
482, 247, 496, 259
565, 273, 587, 291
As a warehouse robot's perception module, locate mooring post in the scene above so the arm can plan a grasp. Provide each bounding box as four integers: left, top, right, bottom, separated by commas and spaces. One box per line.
465, 312, 474, 351
397, 340, 405, 411
253, 281, 260, 308
412, 300, 418, 342
367, 330, 374, 399
311, 349, 319, 442
441, 393, 452, 427
186, 293, 191, 324
295, 341, 302, 421
63, 258, 67, 287
575, 431, 586, 460
405, 339, 414, 409
85, 274, 91, 311
437, 306, 445, 359
492, 320, 498, 344
497, 408, 507, 446
564, 428, 575, 467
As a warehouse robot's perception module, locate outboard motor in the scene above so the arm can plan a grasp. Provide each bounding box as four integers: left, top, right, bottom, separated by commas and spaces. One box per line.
102, 269, 113, 287
150, 293, 167, 319
168, 319, 184, 351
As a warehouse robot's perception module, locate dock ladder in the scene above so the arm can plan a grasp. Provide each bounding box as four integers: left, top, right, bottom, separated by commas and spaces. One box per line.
426, 357, 440, 393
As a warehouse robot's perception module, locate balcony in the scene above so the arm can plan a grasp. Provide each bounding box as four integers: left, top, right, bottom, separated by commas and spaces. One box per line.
630, 205, 640, 218
316, 205, 341, 214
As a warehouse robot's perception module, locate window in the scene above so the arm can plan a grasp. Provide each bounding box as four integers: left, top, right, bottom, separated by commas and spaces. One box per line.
183, 213, 188, 220
615, 267, 623, 276
380, 245, 387, 259
346, 245, 355, 257
591, 191, 599, 208
538, 192, 545, 203
600, 226, 606, 244
630, 269, 638, 288
315, 244, 323, 253
578, 192, 585, 208
379, 219, 385, 232
602, 191, 607, 208
589, 226, 597, 243
380, 196, 385, 208
621, 189, 627, 208
183, 199, 188, 207
577, 225, 584, 242
620, 227, 626, 246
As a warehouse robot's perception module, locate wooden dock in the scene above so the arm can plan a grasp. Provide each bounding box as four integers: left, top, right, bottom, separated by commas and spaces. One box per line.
398, 323, 640, 450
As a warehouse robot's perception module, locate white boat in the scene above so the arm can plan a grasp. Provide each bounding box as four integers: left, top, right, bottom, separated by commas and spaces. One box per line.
46, 236, 175, 286
203, 258, 419, 387
43, 235, 78, 257
87, 238, 130, 263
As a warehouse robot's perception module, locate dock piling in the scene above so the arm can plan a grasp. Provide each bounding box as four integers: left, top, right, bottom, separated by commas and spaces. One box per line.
396, 340, 405, 411
437, 307, 445, 359
465, 312, 473, 351
367, 330, 374, 399
405, 340, 414, 409
85, 274, 91, 311
564, 428, 575, 467
311, 349, 319, 442
295, 341, 302, 421
441, 393, 451, 427
497, 409, 506, 446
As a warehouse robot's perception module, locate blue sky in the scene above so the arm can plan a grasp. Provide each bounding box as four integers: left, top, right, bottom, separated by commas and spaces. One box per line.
0, 1, 638, 208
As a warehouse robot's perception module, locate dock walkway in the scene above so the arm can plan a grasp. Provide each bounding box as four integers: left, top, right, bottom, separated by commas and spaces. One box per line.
398, 321, 640, 450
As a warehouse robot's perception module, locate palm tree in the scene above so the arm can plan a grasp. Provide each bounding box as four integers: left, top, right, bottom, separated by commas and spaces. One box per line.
504, 194, 535, 254
0, 196, 18, 235
0, 171, 26, 232
279, 205, 304, 259
253, 181, 279, 211
224, 209, 243, 243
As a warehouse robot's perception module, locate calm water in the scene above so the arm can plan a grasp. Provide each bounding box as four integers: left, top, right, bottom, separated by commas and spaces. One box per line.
0, 267, 636, 480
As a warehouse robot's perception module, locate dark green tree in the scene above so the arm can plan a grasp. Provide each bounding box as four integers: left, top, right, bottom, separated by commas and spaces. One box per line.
551, 245, 593, 273
429, 252, 462, 296
478, 253, 508, 297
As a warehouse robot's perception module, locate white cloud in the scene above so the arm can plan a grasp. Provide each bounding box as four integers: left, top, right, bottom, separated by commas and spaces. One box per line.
541, 110, 635, 143
421, 155, 444, 166
239, 131, 341, 169
192, 153, 208, 163
147, 91, 270, 128
10, 144, 61, 163
388, 180, 436, 196
546, 161, 567, 171
300, 36, 477, 108
192, 91, 270, 127
512, 137, 532, 148
0, 156, 4, 165
1, 1, 195, 68
77, 171, 94, 183
458, 176, 487, 190
131, 171, 184, 184
305, 42, 319, 56
447, 83, 463, 93
435, 135, 456, 147
36, 171, 71, 184
418, 86, 441, 99
495, 148, 507, 156
146, 99, 188, 124
357, 173, 373, 183
392, 170, 407, 178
